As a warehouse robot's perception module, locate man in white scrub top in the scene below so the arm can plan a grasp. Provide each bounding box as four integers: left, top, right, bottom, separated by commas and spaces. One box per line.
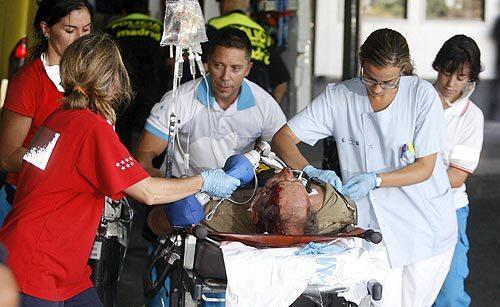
272, 28, 457, 307
135, 27, 286, 178
135, 27, 286, 307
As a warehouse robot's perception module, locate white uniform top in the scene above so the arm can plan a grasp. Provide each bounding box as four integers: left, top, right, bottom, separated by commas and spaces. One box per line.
441, 82, 484, 209
145, 76, 286, 177
41, 53, 64, 92
288, 76, 457, 268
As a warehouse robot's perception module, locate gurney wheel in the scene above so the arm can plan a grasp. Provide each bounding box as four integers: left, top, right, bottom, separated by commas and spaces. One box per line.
368, 280, 383, 301
363, 229, 382, 244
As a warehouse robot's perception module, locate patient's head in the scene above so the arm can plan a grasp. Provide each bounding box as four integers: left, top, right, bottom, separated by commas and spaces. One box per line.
251, 168, 317, 235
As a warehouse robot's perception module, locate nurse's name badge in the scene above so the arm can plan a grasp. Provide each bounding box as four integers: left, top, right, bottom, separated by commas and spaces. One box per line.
341, 136, 360, 146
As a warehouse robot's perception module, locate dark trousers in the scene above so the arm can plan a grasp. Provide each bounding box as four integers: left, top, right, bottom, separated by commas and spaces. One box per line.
21, 288, 103, 307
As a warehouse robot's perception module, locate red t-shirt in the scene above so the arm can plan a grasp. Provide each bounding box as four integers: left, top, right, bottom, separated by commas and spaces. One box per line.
3, 58, 63, 185
0, 109, 149, 301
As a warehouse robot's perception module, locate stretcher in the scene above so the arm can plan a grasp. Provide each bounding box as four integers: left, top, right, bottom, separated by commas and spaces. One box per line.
144, 225, 383, 307
144, 154, 383, 306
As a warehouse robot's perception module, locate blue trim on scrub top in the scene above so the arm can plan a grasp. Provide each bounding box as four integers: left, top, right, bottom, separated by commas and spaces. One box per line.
196, 76, 256, 111
144, 123, 170, 141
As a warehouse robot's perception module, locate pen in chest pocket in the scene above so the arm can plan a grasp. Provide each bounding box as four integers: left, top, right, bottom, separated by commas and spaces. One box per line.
400, 143, 415, 163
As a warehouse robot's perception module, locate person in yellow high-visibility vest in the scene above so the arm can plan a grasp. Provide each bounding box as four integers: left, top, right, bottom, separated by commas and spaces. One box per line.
206, 0, 290, 104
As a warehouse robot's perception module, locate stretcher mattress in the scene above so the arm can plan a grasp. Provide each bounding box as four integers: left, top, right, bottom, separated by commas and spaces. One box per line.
194, 238, 381, 307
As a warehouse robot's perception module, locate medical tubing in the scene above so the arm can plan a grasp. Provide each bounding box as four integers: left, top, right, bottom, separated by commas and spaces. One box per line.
172, 46, 181, 103
188, 48, 196, 78
177, 56, 184, 81
165, 113, 177, 178
182, 64, 202, 172
205, 172, 258, 221
225, 172, 259, 205
205, 198, 224, 221
268, 152, 287, 168
116, 198, 133, 285
195, 53, 205, 76
174, 81, 198, 176
166, 46, 189, 178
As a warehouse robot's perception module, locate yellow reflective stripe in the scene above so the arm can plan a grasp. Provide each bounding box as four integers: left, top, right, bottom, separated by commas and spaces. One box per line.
208, 14, 273, 64
208, 13, 265, 32
109, 13, 162, 26
115, 28, 162, 41
251, 48, 270, 65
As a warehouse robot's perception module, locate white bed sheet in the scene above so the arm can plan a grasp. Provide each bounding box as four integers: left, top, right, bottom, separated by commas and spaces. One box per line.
221, 238, 383, 307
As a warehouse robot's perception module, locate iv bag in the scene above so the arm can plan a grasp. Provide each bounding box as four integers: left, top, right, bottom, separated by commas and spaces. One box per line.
161, 0, 208, 49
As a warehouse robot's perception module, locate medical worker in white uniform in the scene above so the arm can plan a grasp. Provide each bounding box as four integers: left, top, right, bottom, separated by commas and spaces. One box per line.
136, 27, 286, 178
432, 35, 484, 307
272, 28, 457, 307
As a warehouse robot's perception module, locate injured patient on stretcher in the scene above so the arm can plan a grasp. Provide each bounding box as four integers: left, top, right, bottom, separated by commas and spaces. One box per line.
147, 167, 356, 236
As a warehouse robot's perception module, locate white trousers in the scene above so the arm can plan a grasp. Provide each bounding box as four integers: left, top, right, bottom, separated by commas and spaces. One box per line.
369, 242, 455, 307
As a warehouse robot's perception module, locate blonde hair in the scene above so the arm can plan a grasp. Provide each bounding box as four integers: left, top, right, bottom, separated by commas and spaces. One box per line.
59, 33, 132, 124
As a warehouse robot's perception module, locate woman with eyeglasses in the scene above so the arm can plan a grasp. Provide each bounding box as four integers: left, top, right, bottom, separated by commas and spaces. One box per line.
432, 35, 483, 307
272, 28, 456, 307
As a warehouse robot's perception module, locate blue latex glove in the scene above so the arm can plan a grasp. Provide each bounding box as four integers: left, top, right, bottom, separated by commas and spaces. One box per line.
223, 154, 255, 186
342, 173, 377, 200
303, 165, 343, 192
200, 169, 240, 198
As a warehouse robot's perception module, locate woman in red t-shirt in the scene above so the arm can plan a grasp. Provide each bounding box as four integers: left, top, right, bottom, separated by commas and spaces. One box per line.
0, 33, 240, 306
0, 0, 93, 224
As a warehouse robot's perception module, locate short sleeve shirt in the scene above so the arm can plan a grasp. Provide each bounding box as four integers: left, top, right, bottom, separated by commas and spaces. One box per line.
0, 109, 148, 301
288, 76, 457, 268
3, 57, 63, 184
145, 77, 286, 177
442, 83, 484, 208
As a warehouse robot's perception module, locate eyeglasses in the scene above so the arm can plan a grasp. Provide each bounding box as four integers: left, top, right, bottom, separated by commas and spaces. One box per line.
360, 67, 402, 90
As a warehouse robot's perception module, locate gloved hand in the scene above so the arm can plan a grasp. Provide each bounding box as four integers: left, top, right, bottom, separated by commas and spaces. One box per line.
200, 169, 241, 198
303, 165, 343, 192
342, 173, 377, 201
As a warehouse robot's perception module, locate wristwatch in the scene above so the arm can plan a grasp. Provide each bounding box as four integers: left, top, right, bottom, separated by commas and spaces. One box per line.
375, 175, 383, 189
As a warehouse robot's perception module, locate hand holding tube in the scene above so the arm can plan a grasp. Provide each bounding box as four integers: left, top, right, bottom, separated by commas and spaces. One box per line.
303, 165, 343, 192
200, 169, 240, 198
342, 173, 377, 200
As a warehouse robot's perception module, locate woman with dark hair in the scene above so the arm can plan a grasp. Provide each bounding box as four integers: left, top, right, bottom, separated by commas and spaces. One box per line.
432, 35, 484, 307
0, 33, 239, 306
272, 28, 457, 306
0, 0, 94, 224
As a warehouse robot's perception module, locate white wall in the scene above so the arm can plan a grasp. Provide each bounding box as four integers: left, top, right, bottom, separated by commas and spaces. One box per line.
204, 0, 220, 21
315, 0, 499, 79
149, 0, 162, 20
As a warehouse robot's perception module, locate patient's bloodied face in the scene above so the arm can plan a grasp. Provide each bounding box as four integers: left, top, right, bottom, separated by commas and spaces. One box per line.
251, 168, 312, 235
